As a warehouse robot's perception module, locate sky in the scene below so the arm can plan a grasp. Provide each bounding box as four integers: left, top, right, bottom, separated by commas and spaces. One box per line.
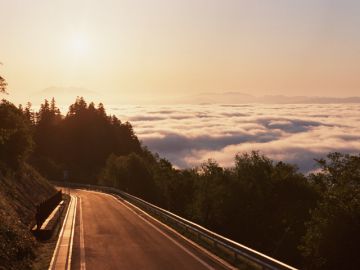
1, 0, 360, 105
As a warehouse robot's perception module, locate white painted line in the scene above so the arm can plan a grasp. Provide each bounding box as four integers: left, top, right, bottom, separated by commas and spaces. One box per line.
110, 195, 216, 270
49, 196, 73, 270
79, 196, 86, 270
112, 195, 235, 270
79, 189, 235, 270
67, 196, 77, 270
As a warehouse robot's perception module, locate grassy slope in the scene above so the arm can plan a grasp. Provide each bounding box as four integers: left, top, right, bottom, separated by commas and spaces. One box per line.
0, 164, 55, 270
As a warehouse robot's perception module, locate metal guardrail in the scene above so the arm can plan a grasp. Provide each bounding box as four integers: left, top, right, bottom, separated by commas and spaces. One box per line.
54, 181, 298, 270
35, 190, 62, 230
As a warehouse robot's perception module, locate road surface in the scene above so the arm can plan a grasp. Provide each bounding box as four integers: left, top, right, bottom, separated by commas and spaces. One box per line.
70, 189, 232, 270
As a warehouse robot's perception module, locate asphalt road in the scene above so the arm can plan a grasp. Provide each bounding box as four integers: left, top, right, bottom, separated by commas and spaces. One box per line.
70, 189, 232, 270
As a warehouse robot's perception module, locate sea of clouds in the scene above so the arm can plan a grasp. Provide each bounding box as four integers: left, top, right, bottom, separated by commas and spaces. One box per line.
109, 104, 360, 173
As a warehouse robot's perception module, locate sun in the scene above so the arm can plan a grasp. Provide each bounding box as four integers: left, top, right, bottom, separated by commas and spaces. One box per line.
67, 34, 91, 57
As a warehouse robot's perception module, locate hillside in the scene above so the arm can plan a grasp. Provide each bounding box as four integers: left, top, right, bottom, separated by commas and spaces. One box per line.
0, 164, 55, 270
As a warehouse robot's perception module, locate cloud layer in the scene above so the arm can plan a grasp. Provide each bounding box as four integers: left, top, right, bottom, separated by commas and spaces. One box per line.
110, 104, 360, 172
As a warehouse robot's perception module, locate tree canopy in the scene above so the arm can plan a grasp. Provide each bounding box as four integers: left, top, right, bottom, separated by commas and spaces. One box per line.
0, 63, 8, 93
0, 76, 7, 93
300, 153, 360, 270
0, 100, 33, 169
30, 97, 142, 182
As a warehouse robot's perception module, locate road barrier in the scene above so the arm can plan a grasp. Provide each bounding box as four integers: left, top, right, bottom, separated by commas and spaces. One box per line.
35, 190, 62, 230
54, 182, 298, 270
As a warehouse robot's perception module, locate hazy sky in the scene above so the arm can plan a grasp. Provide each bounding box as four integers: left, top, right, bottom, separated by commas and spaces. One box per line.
1, 0, 360, 104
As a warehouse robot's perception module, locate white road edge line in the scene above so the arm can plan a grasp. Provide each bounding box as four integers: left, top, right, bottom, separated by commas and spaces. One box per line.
112, 195, 236, 270
79, 196, 86, 270
67, 195, 77, 270
81, 189, 235, 270
111, 195, 216, 270
48, 195, 73, 270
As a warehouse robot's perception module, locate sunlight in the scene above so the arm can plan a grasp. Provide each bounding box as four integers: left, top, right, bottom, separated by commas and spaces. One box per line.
67, 34, 91, 58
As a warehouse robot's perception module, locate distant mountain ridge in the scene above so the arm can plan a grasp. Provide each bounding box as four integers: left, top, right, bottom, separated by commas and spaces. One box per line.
36, 86, 97, 96
187, 92, 360, 104
21, 87, 360, 105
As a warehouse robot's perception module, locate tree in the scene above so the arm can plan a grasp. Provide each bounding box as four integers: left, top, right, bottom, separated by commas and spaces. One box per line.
301, 153, 360, 270
99, 153, 155, 199
30, 99, 64, 179
0, 75, 7, 93
23, 102, 35, 124
192, 160, 230, 229
0, 63, 7, 94
31, 97, 142, 182
0, 100, 33, 169
168, 169, 197, 216
221, 152, 317, 267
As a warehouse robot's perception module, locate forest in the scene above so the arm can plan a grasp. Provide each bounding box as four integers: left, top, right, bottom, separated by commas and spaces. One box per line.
1, 91, 359, 269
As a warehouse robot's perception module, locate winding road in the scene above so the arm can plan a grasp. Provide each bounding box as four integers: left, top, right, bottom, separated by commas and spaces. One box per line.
68, 189, 233, 270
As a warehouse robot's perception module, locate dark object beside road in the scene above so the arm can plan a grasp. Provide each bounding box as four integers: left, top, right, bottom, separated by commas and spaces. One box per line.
32, 190, 64, 240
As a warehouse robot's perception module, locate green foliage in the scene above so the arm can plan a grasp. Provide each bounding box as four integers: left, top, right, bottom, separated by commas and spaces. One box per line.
162, 168, 197, 216
192, 160, 230, 228
30, 97, 142, 182
301, 153, 360, 270
30, 98, 62, 179
99, 151, 319, 267
0, 100, 33, 169
99, 153, 155, 200
207, 152, 319, 266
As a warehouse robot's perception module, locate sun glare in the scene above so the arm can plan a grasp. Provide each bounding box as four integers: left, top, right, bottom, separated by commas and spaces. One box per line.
68, 34, 91, 57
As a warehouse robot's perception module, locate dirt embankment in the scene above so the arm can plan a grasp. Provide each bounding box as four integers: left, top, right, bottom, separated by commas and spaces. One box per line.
0, 164, 55, 270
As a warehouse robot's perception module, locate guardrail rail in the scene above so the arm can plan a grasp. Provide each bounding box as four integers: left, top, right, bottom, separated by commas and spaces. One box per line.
35, 190, 63, 230
53, 181, 298, 270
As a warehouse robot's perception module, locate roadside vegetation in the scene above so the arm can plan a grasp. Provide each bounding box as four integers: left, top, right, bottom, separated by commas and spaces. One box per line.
0, 95, 55, 269
1, 71, 359, 269
100, 150, 360, 270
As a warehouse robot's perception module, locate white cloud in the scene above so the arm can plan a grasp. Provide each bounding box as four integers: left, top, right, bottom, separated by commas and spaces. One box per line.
110, 104, 360, 172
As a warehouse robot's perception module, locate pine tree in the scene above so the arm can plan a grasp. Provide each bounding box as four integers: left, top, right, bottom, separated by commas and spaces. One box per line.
0, 75, 7, 93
